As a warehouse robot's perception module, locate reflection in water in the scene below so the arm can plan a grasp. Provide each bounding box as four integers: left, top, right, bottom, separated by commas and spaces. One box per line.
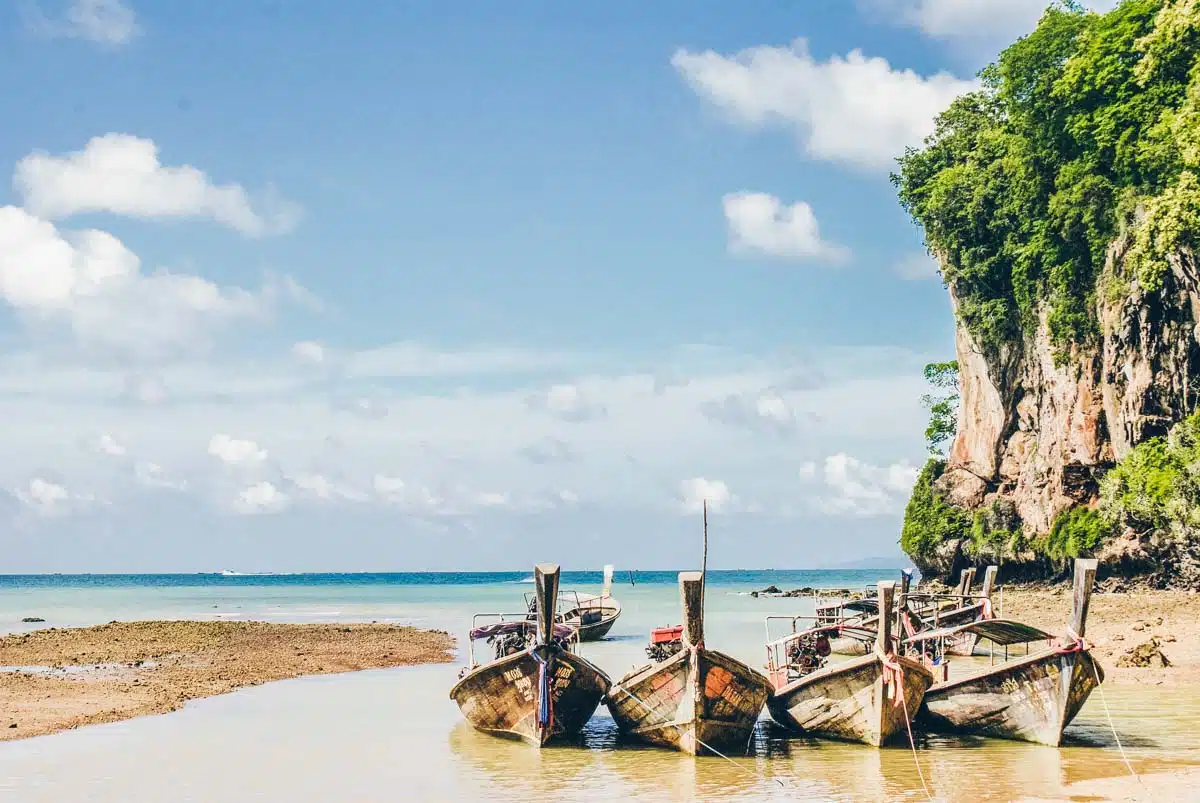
3, 578, 1200, 802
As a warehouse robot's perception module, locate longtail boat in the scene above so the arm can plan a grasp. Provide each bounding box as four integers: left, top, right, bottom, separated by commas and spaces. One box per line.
605, 571, 771, 755
827, 567, 999, 657
526, 564, 622, 641
910, 558, 1104, 746
765, 580, 934, 746
449, 563, 611, 746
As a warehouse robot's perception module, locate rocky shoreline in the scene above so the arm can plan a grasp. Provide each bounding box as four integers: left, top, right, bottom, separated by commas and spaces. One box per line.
0, 620, 455, 741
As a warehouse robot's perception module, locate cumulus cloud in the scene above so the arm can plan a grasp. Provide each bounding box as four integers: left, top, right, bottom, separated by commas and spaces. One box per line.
288, 472, 367, 503
805, 453, 920, 517
672, 39, 976, 171
15, 134, 300, 236
527, 383, 606, 423
858, 0, 1120, 47
13, 477, 96, 517
679, 477, 735, 515
0, 205, 290, 358
700, 389, 797, 435
233, 480, 289, 515
93, 432, 126, 457
207, 434, 267, 466
723, 192, 850, 262
134, 461, 187, 491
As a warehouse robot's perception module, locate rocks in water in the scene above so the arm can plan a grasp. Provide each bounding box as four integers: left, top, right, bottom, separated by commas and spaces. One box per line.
21, 617, 45, 623
1116, 638, 1172, 668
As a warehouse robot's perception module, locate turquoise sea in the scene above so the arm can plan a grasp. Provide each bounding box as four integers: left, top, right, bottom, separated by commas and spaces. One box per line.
0, 570, 1195, 802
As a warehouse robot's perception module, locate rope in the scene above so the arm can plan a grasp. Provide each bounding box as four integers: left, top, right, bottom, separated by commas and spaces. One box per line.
1087, 650, 1140, 787
614, 683, 785, 789
531, 649, 553, 730
880, 652, 935, 802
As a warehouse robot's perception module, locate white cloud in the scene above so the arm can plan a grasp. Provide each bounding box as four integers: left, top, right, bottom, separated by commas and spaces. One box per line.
700, 388, 798, 435
291, 340, 326, 364
527, 383, 606, 423
859, 0, 1120, 46
29, 0, 139, 45
894, 252, 941, 281
672, 39, 976, 171
809, 453, 920, 517
15, 134, 300, 236
93, 433, 126, 457
134, 461, 186, 491
519, 436, 576, 464
0, 205, 288, 358
13, 477, 97, 517
723, 192, 850, 262
233, 481, 289, 515
207, 434, 267, 467
289, 472, 367, 503
679, 477, 736, 515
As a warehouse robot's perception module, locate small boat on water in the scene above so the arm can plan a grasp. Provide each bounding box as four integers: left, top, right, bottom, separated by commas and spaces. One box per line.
525, 564, 622, 641
449, 563, 611, 747
765, 580, 934, 747
909, 558, 1104, 747
605, 571, 771, 755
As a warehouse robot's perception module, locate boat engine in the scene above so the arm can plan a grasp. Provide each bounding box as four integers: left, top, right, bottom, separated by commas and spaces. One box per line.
788, 630, 832, 679
645, 624, 685, 662
489, 629, 532, 659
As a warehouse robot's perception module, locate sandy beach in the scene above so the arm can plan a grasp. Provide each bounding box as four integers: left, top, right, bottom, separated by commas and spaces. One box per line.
0, 620, 454, 741
994, 587, 1200, 685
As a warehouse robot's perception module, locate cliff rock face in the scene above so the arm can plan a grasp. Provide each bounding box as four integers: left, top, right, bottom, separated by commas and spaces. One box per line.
930, 239, 1200, 578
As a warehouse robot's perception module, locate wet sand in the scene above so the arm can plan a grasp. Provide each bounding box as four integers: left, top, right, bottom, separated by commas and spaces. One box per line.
995, 587, 1200, 685
0, 620, 454, 741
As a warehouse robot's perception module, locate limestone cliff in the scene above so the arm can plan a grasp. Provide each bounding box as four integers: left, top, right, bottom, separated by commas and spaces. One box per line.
922, 237, 1200, 583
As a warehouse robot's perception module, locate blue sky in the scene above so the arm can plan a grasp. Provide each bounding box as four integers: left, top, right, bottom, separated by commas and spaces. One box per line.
0, 0, 1116, 572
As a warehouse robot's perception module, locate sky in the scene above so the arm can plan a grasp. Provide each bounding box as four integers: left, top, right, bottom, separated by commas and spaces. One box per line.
0, 0, 1120, 573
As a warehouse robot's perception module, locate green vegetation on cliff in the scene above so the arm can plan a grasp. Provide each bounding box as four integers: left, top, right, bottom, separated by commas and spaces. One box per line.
1100, 407, 1200, 533
894, 0, 1200, 359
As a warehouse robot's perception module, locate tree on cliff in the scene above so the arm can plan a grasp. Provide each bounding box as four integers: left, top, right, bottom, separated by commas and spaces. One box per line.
921, 360, 959, 455
891, 0, 1200, 585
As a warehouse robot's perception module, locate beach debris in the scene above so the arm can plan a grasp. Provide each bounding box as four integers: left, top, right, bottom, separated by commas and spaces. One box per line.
20, 618, 44, 623
1116, 639, 1171, 668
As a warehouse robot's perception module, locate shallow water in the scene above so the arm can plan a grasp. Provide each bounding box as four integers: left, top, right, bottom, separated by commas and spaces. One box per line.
0, 572, 1195, 801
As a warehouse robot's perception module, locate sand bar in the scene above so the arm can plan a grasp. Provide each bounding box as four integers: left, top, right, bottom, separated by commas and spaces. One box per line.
0, 620, 454, 741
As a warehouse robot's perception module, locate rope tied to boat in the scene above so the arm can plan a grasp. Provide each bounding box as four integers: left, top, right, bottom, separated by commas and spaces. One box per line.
880, 651, 935, 801
531, 649, 554, 730
1055, 627, 1090, 654
978, 597, 994, 619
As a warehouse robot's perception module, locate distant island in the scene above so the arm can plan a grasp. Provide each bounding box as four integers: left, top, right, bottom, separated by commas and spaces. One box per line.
894, 0, 1200, 590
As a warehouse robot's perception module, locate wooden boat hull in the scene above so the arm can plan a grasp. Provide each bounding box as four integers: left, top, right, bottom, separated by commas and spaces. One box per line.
829, 634, 873, 657
606, 647, 771, 756
768, 653, 933, 747
576, 608, 620, 641
449, 648, 611, 747
918, 648, 1103, 746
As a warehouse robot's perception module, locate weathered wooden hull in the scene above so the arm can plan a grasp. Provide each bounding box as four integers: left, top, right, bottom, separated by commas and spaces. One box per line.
576, 609, 620, 641
918, 648, 1103, 746
767, 653, 933, 747
606, 647, 771, 756
829, 633, 873, 657
449, 648, 611, 747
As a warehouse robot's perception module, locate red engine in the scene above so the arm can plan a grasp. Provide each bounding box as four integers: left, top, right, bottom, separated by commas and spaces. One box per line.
646, 624, 684, 662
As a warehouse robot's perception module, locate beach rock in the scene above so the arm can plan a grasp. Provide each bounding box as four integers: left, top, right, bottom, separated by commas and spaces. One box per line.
1116, 639, 1172, 668
20, 618, 44, 623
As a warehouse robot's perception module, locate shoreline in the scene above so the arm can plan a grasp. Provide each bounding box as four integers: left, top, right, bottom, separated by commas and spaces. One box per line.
0, 620, 455, 741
